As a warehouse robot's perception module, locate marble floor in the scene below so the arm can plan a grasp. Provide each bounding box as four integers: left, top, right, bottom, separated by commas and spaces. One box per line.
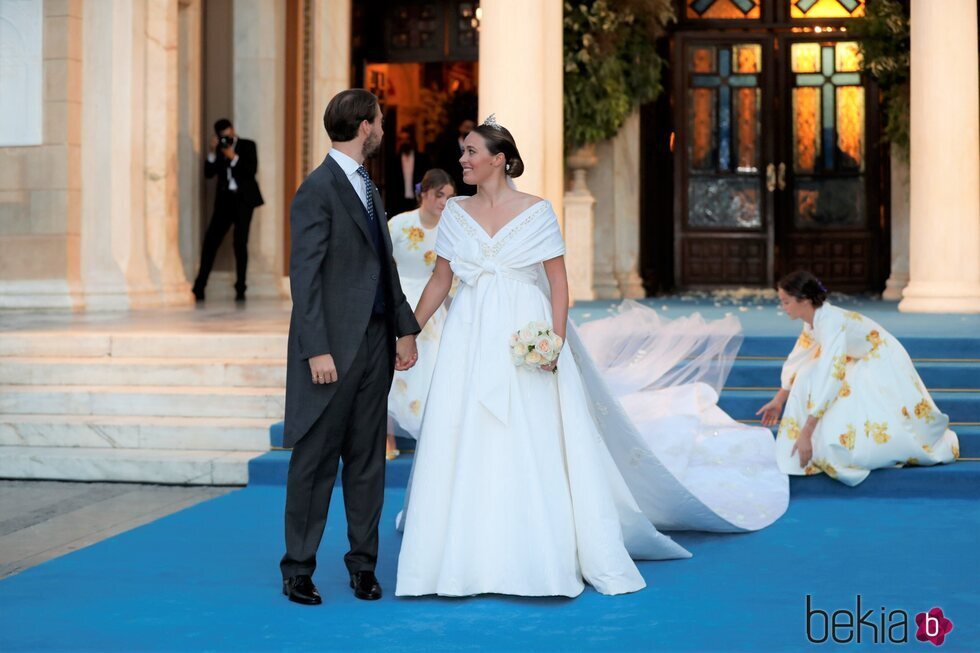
0, 480, 235, 580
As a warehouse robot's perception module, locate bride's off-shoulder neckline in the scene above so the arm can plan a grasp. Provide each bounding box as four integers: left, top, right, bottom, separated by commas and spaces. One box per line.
449, 197, 548, 241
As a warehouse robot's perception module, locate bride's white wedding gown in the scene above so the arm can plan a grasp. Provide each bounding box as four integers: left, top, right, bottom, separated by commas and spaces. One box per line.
395, 197, 788, 598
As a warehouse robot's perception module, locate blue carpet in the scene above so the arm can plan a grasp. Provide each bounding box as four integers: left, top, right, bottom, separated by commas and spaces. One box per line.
0, 486, 977, 652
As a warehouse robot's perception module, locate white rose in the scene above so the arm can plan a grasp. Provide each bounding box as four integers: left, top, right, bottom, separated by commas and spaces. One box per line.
535, 337, 552, 357
509, 332, 520, 347
525, 351, 542, 365
518, 327, 534, 342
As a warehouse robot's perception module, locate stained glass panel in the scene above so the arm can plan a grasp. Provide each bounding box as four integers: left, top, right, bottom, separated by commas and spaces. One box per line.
689, 89, 716, 171
688, 178, 762, 228
790, 42, 864, 172
791, 0, 865, 19
835, 41, 862, 72
794, 178, 865, 227
836, 86, 864, 170
733, 44, 761, 73
735, 88, 760, 171
791, 43, 820, 73
690, 46, 716, 73
793, 87, 820, 173
687, 0, 761, 19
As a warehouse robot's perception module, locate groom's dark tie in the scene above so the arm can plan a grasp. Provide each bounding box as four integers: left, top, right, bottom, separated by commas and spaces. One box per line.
355, 166, 378, 223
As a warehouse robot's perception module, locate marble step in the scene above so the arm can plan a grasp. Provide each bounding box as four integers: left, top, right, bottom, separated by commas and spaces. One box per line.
0, 415, 272, 451
0, 385, 285, 419
0, 356, 285, 388
0, 332, 287, 359
0, 445, 263, 485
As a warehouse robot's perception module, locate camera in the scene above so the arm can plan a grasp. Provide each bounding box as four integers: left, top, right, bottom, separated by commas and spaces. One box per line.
217, 135, 235, 149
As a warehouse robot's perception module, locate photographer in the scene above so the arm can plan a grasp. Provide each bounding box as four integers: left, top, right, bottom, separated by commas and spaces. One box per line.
192, 118, 264, 302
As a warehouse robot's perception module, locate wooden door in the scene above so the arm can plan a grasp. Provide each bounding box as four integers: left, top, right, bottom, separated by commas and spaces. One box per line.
775, 35, 881, 290
674, 35, 776, 288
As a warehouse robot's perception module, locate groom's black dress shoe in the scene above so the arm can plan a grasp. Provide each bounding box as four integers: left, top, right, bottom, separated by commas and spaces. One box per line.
350, 571, 382, 600
283, 575, 322, 605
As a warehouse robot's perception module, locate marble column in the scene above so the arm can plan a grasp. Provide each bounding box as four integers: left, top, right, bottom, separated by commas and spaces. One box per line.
564, 146, 598, 301
882, 149, 909, 301
145, 0, 191, 305
80, 0, 158, 310
310, 0, 351, 167
611, 111, 646, 298
478, 0, 564, 210
899, 0, 980, 313
177, 0, 203, 282
589, 139, 624, 299
232, 0, 286, 298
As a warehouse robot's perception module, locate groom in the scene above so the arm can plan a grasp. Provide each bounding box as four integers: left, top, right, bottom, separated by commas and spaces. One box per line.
281, 89, 420, 605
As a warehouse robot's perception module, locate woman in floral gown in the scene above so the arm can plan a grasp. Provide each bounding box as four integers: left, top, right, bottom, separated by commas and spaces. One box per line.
385, 169, 455, 459
757, 271, 960, 486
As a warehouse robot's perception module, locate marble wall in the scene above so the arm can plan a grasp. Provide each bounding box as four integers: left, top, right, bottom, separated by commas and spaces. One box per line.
0, 0, 43, 146
0, 0, 83, 309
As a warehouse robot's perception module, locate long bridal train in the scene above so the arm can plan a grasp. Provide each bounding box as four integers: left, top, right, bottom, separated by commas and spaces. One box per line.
574, 300, 789, 533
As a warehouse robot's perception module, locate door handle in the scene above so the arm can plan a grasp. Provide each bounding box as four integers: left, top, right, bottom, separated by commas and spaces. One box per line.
766, 163, 776, 192
778, 162, 786, 190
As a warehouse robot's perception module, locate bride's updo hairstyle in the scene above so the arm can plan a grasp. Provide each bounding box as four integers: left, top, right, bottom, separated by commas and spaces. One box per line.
472, 120, 525, 179
777, 270, 828, 308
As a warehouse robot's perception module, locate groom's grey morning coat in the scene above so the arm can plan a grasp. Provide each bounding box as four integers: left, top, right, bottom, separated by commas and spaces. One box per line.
284, 154, 420, 448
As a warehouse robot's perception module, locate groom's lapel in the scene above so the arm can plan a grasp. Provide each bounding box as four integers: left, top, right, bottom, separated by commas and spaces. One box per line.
324, 155, 374, 250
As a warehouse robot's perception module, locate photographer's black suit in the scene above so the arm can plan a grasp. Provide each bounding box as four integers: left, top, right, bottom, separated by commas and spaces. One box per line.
193, 138, 264, 297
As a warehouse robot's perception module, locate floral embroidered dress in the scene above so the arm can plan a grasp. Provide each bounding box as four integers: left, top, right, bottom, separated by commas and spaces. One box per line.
387, 209, 445, 438
776, 302, 960, 486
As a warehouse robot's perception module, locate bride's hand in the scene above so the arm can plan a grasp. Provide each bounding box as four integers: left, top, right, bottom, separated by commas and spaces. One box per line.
540, 361, 557, 373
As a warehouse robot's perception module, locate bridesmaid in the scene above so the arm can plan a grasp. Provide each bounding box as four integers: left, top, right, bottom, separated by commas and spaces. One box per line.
757, 270, 960, 485
385, 169, 456, 459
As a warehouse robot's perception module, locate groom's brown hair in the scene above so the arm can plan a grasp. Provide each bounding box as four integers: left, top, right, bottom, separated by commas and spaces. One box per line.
324, 90, 379, 143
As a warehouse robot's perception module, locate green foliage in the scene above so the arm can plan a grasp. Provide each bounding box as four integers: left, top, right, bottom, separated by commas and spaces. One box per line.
852, 0, 910, 156
563, 0, 675, 152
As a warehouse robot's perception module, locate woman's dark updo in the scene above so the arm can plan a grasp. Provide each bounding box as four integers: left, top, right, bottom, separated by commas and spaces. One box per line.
471, 123, 525, 178
778, 270, 828, 307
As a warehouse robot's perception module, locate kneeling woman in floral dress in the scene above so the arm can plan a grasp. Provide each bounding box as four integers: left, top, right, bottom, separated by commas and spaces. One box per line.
757, 271, 960, 486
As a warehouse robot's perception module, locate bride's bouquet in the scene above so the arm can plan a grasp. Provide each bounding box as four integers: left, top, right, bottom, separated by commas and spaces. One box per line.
510, 321, 563, 373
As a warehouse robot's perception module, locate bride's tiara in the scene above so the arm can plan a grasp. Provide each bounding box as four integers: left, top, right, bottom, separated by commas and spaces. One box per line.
481, 114, 503, 131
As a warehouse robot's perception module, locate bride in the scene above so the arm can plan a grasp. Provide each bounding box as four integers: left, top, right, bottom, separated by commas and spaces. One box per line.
395, 116, 788, 598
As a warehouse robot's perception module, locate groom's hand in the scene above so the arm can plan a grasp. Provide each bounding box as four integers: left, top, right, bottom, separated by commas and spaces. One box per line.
309, 354, 338, 384
395, 335, 418, 371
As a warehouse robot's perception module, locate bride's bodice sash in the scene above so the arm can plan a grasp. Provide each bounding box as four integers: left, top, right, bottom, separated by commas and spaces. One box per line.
435, 198, 566, 426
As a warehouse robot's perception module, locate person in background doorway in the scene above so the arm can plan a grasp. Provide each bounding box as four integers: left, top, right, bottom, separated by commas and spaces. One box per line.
386, 125, 429, 216
436, 118, 476, 196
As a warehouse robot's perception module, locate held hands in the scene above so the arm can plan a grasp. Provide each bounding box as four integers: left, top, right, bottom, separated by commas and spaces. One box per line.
309, 354, 338, 385
395, 335, 418, 371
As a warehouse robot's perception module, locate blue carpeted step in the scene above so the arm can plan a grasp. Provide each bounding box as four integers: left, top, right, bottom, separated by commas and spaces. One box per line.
788, 460, 980, 499
738, 335, 980, 360
727, 359, 980, 390
719, 389, 980, 425
249, 449, 979, 499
